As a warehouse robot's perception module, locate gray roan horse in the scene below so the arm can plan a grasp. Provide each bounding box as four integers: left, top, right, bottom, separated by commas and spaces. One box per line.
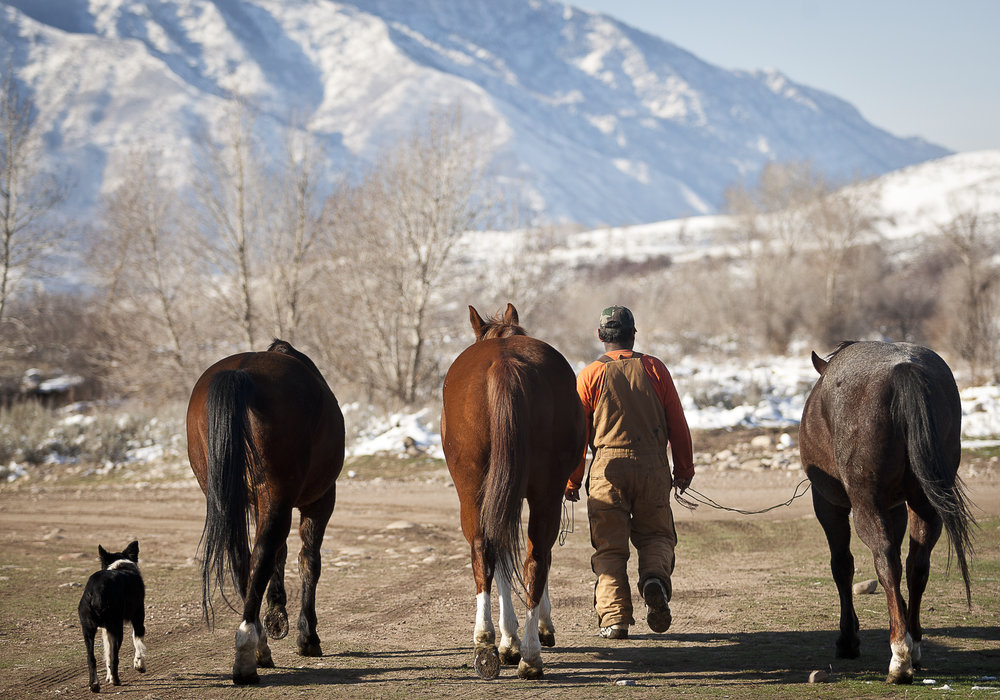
799, 341, 975, 683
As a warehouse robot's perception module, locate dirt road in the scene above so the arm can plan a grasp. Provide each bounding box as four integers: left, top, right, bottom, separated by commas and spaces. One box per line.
1, 451, 998, 698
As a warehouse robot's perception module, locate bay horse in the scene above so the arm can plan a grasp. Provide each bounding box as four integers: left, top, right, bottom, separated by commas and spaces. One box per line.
441, 304, 585, 679
799, 341, 974, 684
186, 339, 345, 685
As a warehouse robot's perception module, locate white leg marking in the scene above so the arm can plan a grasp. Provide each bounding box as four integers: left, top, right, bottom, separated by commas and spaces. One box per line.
102, 628, 112, 682
473, 591, 494, 646
234, 620, 259, 678
521, 605, 542, 666
538, 582, 554, 638
889, 632, 913, 679
497, 569, 521, 659
912, 639, 922, 665
132, 630, 146, 672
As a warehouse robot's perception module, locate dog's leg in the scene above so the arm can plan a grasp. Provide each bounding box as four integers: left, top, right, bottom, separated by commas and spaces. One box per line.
105, 623, 123, 686
132, 629, 147, 673
131, 608, 147, 672
82, 621, 100, 692
102, 628, 112, 684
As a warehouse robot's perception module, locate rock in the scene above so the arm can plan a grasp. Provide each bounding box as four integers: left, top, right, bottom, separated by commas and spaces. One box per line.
750, 435, 773, 450
740, 459, 765, 472
615, 679, 637, 686
58, 552, 88, 560
808, 669, 829, 683
384, 520, 418, 530
853, 579, 878, 595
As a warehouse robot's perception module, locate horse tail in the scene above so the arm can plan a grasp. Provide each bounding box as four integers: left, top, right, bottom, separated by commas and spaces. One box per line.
891, 362, 975, 605
480, 358, 529, 589
199, 369, 260, 624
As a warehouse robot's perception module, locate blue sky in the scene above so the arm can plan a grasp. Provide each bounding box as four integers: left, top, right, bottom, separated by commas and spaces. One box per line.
574, 1, 999, 154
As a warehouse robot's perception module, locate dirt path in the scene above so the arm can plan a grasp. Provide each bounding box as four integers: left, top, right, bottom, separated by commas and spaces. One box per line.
1, 455, 998, 699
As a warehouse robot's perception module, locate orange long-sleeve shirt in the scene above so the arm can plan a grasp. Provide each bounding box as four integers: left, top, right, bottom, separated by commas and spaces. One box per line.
566, 349, 694, 490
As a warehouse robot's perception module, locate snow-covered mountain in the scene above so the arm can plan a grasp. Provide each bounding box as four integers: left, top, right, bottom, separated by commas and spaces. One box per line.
2, 0, 950, 226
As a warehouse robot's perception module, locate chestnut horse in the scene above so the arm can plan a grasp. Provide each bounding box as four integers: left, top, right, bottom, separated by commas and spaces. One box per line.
441, 304, 585, 679
187, 340, 345, 685
799, 341, 974, 684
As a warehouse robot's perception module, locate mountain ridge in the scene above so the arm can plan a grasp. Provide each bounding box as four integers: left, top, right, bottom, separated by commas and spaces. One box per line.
2, 0, 951, 226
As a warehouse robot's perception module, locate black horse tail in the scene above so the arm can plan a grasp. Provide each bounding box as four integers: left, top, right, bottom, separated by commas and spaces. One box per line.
891, 362, 976, 605
480, 357, 529, 590
199, 369, 261, 624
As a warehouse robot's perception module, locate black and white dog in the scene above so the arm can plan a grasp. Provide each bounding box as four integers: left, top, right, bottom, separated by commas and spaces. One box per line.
78, 540, 147, 693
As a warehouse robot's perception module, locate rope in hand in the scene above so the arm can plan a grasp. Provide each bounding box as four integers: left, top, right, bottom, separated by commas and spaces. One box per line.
673, 477, 812, 515
558, 496, 575, 546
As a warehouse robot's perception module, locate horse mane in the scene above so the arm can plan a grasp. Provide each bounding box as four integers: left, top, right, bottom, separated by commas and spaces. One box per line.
267, 339, 326, 382
826, 340, 859, 361
477, 313, 527, 341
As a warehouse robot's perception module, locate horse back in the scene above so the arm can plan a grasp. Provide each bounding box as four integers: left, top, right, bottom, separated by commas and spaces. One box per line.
187, 348, 345, 503
442, 335, 583, 472
800, 342, 960, 501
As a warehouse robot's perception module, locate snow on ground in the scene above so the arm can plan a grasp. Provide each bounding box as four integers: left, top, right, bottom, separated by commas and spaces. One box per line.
2, 363, 996, 484
344, 356, 999, 458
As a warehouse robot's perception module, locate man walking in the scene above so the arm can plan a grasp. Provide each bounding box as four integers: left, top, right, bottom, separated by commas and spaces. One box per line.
565, 306, 694, 640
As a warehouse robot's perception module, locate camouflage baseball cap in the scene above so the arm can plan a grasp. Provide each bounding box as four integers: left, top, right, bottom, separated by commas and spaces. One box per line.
599, 305, 635, 333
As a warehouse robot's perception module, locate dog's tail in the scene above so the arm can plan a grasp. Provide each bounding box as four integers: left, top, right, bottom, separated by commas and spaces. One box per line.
198, 369, 261, 624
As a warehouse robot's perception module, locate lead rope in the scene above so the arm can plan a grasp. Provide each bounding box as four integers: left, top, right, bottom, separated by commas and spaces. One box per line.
673, 478, 812, 515
558, 497, 575, 546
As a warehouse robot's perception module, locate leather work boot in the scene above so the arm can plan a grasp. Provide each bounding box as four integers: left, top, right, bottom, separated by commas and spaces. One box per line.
643, 578, 672, 633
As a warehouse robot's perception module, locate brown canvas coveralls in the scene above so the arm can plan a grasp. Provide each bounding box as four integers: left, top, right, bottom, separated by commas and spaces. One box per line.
588, 355, 676, 628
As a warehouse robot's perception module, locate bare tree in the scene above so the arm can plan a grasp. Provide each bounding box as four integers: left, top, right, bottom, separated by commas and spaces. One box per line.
724, 161, 826, 352
936, 204, 1000, 381
93, 147, 201, 394
264, 125, 329, 343
0, 75, 67, 329
193, 96, 267, 348
326, 106, 506, 405
725, 161, 883, 350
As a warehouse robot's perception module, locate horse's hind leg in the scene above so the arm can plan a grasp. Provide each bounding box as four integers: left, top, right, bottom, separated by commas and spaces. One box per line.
496, 561, 521, 665
905, 496, 943, 670
296, 484, 335, 657
538, 582, 555, 647
234, 507, 292, 685
263, 542, 290, 642
517, 502, 559, 680
854, 501, 913, 684
811, 490, 860, 659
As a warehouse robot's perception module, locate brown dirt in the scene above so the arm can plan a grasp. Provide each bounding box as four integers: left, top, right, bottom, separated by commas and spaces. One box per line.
1, 437, 998, 699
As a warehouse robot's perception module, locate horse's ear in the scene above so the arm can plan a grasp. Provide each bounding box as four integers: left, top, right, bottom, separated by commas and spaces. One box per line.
811, 351, 828, 374
469, 306, 486, 337
504, 303, 519, 326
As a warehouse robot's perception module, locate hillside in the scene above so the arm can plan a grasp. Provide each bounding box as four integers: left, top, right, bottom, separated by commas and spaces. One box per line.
2, 0, 949, 226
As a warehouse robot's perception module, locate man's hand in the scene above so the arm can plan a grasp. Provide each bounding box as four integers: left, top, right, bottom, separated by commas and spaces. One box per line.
564, 487, 580, 502
673, 475, 692, 494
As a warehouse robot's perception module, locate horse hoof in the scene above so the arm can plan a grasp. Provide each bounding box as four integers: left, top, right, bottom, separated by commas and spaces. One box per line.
835, 640, 860, 659
297, 640, 323, 657
257, 651, 275, 668
232, 669, 260, 686
89, 682, 100, 693
264, 608, 289, 640
886, 670, 913, 685
517, 659, 544, 680
499, 646, 521, 666
474, 645, 501, 680
539, 630, 556, 647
